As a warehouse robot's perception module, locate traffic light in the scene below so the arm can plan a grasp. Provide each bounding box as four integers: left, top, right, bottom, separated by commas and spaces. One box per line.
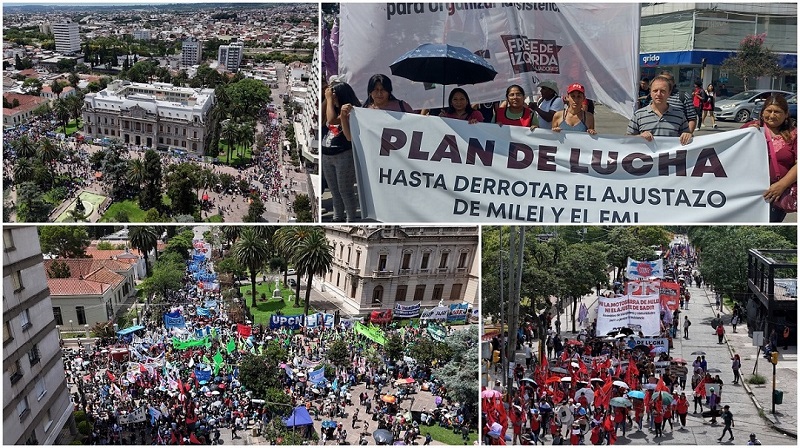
771, 351, 779, 365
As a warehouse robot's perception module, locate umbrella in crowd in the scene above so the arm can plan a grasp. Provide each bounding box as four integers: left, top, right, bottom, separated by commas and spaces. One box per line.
389, 43, 498, 86
610, 397, 633, 408
574, 387, 595, 404
652, 391, 674, 404
691, 351, 706, 356
549, 367, 568, 374
482, 389, 501, 399
322, 420, 338, 429
672, 358, 687, 364
612, 380, 629, 389
628, 390, 646, 400
373, 429, 394, 445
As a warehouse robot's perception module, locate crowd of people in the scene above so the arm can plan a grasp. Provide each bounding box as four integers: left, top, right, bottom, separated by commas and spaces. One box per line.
62, 236, 473, 445
481, 241, 757, 445
322, 71, 796, 222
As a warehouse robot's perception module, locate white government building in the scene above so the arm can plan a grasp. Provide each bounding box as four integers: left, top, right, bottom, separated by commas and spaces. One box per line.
322, 226, 479, 316
81, 80, 216, 154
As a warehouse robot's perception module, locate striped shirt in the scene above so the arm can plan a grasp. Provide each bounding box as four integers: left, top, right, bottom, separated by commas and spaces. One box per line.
627, 104, 690, 137
668, 90, 697, 122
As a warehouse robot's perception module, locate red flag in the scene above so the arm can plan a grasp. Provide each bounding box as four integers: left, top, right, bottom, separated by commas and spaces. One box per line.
106, 370, 116, 382
237, 323, 252, 338
140, 363, 148, 373
599, 379, 614, 407
577, 357, 588, 376
655, 376, 669, 393
694, 377, 707, 397
189, 433, 202, 445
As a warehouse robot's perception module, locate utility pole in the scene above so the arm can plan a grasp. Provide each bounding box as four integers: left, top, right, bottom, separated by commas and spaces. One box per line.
506, 226, 525, 396
499, 227, 505, 388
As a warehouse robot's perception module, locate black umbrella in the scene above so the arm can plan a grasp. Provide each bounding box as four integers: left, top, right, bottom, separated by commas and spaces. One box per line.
390, 43, 498, 86
707, 368, 722, 373
618, 328, 635, 336
373, 429, 394, 445
549, 367, 568, 374
691, 351, 706, 356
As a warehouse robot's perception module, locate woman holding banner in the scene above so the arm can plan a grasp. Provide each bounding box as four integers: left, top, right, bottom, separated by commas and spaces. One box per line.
324, 80, 362, 222
440, 88, 485, 124
361, 74, 414, 113
741, 94, 797, 222
551, 83, 597, 135
493, 84, 539, 130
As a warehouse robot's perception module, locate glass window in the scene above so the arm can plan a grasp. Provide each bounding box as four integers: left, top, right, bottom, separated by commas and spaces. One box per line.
420, 253, 430, 270
371, 285, 384, 305
17, 396, 29, 419
401, 253, 411, 270
414, 285, 426, 301
53, 307, 63, 326
4, 320, 13, 343
28, 344, 40, 365
35, 375, 47, 399
20, 309, 31, 331
439, 253, 449, 269
432, 284, 444, 302
458, 252, 468, 268
450, 284, 463, 300
395, 285, 407, 302
11, 271, 24, 291
76, 306, 86, 325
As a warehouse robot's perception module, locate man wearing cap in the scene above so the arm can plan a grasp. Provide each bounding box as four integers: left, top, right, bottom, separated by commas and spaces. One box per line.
627, 75, 693, 145
532, 80, 564, 129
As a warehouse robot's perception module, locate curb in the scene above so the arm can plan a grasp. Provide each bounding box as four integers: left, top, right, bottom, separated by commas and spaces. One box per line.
699, 286, 798, 439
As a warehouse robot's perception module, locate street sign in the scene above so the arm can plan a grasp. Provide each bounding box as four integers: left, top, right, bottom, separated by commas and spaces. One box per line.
753, 331, 764, 347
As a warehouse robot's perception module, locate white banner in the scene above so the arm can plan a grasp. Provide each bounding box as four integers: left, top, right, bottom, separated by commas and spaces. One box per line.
350, 109, 770, 223
626, 258, 664, 280
595, 293, 661, 337
119, 407, 147, 425
339, 3, 639, 117
629, 337, 669, 348
421, 305, 450, 321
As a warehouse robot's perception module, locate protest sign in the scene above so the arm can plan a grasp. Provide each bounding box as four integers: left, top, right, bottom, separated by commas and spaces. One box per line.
339, 3, 639, 117
394, 302, 422, 318
596, 293, 661, 336
269, 314, 304, 330
660, 281, 681, 311
447, 303, 469, 323
349, 110, 769, 223
421, 306, 449, 320
626, 258, 664, 279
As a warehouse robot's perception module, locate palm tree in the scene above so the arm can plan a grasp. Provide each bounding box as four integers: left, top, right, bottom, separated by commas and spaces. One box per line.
220, 226, 241, 250
222, 119, 238, 164
13, 158, 34, 182
275, 226, 313, 306
127, 158, 146, 190
232, 227, 270, 319
15, 135, 36, 159
293, 228, 333, 318
237, 121, 254, 159
54, 98, 71, 134
128, 226, 159, 276
38, 139, 61, 165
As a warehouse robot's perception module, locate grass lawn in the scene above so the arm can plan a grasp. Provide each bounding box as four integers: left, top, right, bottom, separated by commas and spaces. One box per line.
240, 281, 311, 324
423, 424, 478, 445
61, 119, 81, 136
99, 200, 148, 222
204, 214, 224, 223
219, 140, 253, 167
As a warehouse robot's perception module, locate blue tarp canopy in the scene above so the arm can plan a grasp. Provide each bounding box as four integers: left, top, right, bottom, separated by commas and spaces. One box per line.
283, 406, 313, 427
116, 325, 145, 336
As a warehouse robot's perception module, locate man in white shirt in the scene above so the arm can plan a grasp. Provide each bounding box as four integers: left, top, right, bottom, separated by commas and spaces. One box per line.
532, 80, 564, 129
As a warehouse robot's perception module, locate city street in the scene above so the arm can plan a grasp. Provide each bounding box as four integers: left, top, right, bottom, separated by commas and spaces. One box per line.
538, 283, 797, 445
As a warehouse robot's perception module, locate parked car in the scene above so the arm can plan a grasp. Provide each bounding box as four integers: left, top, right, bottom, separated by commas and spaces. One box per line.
285, 268, 297, 276
752, 93, 797, 121
714, 89, 794, 122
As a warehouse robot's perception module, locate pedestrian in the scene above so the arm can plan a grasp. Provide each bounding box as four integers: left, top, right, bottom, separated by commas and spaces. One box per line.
423, 433, 432, 445
707, 388, 719, 424
717, 405, 734, 442
683, 316, 691, 339
627, 75, 692, 146
676, 393, 689, 428
747, 433, 762, 445
731, 354, 742, 385
716, 323, 725, 345
731, 314, 739, 333
782, 325, 790, 350
653, 406, 663, 438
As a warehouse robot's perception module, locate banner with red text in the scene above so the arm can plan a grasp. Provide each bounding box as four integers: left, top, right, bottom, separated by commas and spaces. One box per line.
349, 109, 770, 223
339, 3, 639, 117
595, 293, 661, 337
659, 281, 681, 311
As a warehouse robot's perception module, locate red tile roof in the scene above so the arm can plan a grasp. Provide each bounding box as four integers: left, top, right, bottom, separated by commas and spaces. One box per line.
48, 278, 109, 296
2, 93, 47, 115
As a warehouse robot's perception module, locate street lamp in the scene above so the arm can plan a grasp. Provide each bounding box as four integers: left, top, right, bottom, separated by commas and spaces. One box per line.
69, 320, 73, 331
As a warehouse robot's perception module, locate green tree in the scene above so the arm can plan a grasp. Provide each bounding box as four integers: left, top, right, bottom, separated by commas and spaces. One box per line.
326, 339, 350, 369
274, 227, 313, 306
243, 195, 265, 222
293, 228, 333, 318
50, 80, 64, 99
127, 158, 146, 190
140, 150, 163, 211
433, 325, 479, 413
164, 163, 198, 215
292, 194, 313, 222
232, 227, 270, 317
163, 229, 195, 260
384, 334, 404, 364
21, 77, 43, 95
14, 135, 37, 159
558, 242, 609, 332
721, 33, 782, 91
39, 226, 90, 258
38, 139, 61, 165
216, 256, 246, 284
16, 182, 53, 222
225, 78, 271, 119
239, 341, 287, 394
47, 260, 72, 278
128, 226, 159, 276
408, 337, 452, 368
54, 98, 71, 134
141, 252, 184, 300
13, 158, 35, 183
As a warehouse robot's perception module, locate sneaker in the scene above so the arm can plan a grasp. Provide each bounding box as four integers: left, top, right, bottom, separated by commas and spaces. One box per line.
729, 437, 734, 441
713, 124, 718, 129
717, 438, 723, 442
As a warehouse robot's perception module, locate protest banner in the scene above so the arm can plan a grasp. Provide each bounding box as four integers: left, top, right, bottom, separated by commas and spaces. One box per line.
596, 293, 661, 336
660, 281, 681, 311
339, 3, 639, 117
421, 305, 450, 320
119, 407, 147, 425
309, 366, 326, 385
447, 303, 469, 323
427, 323, 447, 342
629, 337, 669, 349
354, 322, 387, 345
626, 258, 664, 279
394, 302, 422, 318
163, 312, 186, 329
269, 314, 305, 330
349, 110, 769, 223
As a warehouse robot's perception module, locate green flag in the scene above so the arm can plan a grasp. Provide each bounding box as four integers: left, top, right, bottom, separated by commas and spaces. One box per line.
213, 351, 224, 376
203, 355, 212, 365
226, 339, 236, 354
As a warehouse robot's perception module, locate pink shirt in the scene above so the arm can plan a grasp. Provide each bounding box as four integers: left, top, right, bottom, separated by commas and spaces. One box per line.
742, 122, 797, 182
441, 109, 485, 122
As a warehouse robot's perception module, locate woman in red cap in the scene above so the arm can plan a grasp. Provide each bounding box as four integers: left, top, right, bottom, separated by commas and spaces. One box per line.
551, 83, 597, 135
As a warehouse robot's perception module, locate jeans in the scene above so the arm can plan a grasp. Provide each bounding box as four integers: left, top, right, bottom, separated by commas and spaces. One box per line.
770, 205, 787, 223
322, 149, 358, 221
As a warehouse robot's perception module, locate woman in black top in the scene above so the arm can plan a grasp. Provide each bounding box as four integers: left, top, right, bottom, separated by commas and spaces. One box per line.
323, 81, 362, 222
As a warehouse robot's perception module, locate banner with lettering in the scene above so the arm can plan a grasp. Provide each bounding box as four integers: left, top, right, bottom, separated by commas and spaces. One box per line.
595, 293, 661, 336
394, 302, 422, 318
269, 314, 305, 330
339, 3, 640, 117
119, 407, 147, 425
659, 281, 681, 311
626, 258, 664, 280
427, 323, 447, 342
163, 312, 186, 329
353, 322, 387, 345
447, 303, 469, 323
421, 306, 450, 321
348, 110, 769, 223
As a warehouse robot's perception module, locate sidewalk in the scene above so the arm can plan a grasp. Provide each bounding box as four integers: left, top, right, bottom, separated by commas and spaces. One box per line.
692, 284, 798, 438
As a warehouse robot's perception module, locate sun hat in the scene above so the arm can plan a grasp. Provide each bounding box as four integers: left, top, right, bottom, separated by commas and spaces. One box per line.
538, 80, 559, 94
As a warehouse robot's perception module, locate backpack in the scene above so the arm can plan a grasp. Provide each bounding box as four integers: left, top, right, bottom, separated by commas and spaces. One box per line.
687, 320, 691, 327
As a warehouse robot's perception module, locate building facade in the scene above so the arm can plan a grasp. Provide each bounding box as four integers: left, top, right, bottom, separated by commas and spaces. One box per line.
217, 41, 244, 72
3, 93, 48, 129
52, 21, 80, 55
82, 80, 216, 154
3, 227, 73, 445
322, 226, 479, 316
133, 29, 151, 41
296, 48, 319, 167
640, 3, 797, 94
181, 37, 203, 67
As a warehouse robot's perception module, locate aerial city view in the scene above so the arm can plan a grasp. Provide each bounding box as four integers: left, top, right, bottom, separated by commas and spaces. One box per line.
3, 3, 319, 223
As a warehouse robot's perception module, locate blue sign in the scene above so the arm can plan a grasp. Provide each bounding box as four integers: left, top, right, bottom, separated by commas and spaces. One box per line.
164, 312, 186, 329
269, 314, 305, 330
447, 303, 469, 323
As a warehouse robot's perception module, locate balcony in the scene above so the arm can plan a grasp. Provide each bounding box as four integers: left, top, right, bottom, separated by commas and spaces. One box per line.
346, 266, 359, 275
372, 270, 393, 278
456, 267, 468, 273
399, 269, 412, 275
10, 371, 23, 385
